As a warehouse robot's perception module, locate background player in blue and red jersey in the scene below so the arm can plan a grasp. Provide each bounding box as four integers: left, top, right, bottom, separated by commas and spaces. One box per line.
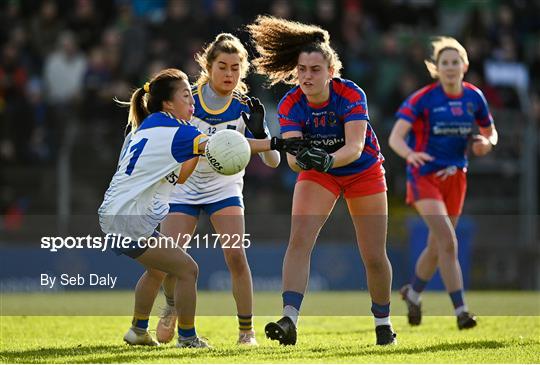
389, 37, 498, 330
247, 16, 396, 346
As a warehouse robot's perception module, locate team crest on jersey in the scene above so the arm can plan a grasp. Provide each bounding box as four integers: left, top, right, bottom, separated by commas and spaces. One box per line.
328, 111, 337, 127
466, 102, 475, 116
451, 106, 463, 116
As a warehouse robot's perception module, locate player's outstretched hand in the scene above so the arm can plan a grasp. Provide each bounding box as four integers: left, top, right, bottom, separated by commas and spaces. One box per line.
296, 147, 334, 172
406, 151, 434, 168
241, 97, 268, 139
270, 137, 311, 155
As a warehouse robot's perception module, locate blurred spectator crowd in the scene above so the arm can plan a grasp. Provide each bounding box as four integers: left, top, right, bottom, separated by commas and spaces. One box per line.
0, 0, 539, 214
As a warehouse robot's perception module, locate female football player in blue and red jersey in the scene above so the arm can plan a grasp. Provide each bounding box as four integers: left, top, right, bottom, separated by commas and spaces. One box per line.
247, 16, 396, 346
389, 37, 498, 330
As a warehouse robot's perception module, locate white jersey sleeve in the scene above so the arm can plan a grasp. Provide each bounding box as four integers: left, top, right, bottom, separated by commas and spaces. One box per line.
98, 112, 204, 239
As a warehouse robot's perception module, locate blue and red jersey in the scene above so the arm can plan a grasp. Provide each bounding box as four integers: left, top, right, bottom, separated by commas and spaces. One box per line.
396, 82, 493, 178
278, 78, 384, 176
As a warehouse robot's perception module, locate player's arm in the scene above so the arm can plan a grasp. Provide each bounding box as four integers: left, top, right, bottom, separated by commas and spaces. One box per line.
171, 127, 207, 184
247, 135, 308, 165
245, 138, 281, 167
177, 156, 199, 184
283, 131, 304, 172
194, 135, 208, 154
389, 118, 434, 168
177, 133, 207, 183
328, 120, 367, 168
472, 89, 497, 156
472, 125, 497, 157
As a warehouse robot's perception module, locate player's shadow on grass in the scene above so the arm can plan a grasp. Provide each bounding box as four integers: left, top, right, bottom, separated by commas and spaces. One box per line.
0, 340, 508, 362
328, 340, 506, 358
0, 344, 218, 363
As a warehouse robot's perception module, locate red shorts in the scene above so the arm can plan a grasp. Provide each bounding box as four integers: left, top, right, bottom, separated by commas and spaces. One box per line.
297, 162, 387, 199
406, 168, 467, 216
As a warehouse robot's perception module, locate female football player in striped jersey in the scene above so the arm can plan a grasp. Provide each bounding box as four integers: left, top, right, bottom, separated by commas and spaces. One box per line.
98, 68, 211, 348
247, 16, 396, 346
389, 37, 497, 330
151, 33, 307, 346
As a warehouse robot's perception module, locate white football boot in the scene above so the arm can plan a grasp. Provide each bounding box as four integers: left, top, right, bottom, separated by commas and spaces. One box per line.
123, 327, 159, 346
237, 331, 258, 346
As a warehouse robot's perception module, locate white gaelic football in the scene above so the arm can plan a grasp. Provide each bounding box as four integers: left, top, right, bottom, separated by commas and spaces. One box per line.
205, 129, 251, 175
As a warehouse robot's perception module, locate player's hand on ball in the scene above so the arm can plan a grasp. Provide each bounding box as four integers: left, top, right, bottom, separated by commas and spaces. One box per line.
270, 137, 311, 155
471, 134, 492, 156
241, 97, 268, 139
296, 147, 334, 172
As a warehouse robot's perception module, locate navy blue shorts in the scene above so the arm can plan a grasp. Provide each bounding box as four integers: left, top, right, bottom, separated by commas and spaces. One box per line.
109, 230, 160, 259
169, 196, 243, 217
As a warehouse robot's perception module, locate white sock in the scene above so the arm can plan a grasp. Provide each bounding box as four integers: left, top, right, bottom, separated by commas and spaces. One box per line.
374, 316, 391, 327
131, 326, 147, 334
455, 305, 468, 316
407, 288, 421, 305
283, 305, 299, 326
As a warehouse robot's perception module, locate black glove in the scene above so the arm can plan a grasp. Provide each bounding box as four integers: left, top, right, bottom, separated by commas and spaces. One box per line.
270, 137, 311, 155
241, 97, 267, 139
296, 147, 334, 172
295, 147, 312, 170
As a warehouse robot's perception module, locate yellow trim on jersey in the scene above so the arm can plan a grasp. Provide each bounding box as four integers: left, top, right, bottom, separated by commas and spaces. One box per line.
197, 83, 233, 115
160, 111, 189, 125
193, 133, 207, 155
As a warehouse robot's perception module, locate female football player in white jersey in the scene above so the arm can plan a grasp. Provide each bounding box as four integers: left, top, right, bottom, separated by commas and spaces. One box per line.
98, 68, 212, 348
150, 34, 308, 346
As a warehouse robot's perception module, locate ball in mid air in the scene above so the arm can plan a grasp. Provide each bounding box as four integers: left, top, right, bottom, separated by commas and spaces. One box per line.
205, 129, 251, 175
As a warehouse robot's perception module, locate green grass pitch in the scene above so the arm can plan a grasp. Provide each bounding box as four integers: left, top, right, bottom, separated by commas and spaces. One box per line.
1, 291, 539, 363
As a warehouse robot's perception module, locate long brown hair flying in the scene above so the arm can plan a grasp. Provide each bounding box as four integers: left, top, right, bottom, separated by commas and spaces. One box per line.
247, 15, 342, 86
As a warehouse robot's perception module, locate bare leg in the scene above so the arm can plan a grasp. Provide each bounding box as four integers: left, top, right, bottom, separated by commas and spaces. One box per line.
134, 268, 167, 317
346, 192, 392, 306
136, 243, 199, 330
160, 213, 198, 301
210, 206, 253, 318
415, 216, 460, 281
414, 200, 462, 292
282, 181, 337, 293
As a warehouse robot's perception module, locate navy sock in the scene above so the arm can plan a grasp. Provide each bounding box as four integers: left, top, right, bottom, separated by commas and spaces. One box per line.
371, 302, 390, 318
449, 289, 465, 309
132, 315, 149, 331
178, 324, 196, 339
282, 291, 304, 311
411, 275, 428, 293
